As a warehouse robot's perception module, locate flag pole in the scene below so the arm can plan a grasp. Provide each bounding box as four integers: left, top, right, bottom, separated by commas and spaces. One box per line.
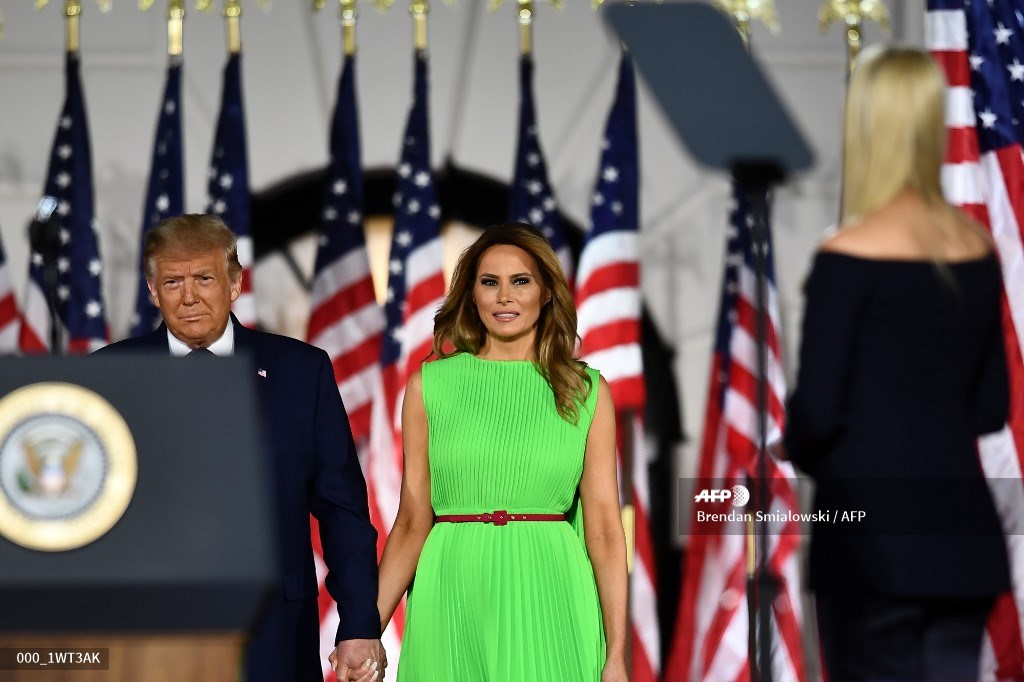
341, 0, 357, 56
411, 0, 427, 51
713, 4, 780, 682
34, 0, 112, 53
65, 0, 81, 53
518, 0, 532, 55
620, 411, 636, 675
194, 0, 270, 55
224, 0, 241, 54
315, 0, 394, 54
713, 0, 780, 47
488, 0, 565, 55
819, 0, 891, 76
140, 1, 186, 58
819, 1, 889, 222
169, 0, 185, 57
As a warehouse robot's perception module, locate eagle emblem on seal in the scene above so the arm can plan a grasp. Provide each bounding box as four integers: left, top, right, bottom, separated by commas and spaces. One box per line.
17, 437, 84, 497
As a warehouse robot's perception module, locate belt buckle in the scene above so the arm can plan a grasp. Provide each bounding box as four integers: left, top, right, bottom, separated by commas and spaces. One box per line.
492, 509, 509, 526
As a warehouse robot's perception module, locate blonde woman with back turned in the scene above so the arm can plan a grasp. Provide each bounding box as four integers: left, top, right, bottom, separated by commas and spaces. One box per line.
778, 47, 1012, 680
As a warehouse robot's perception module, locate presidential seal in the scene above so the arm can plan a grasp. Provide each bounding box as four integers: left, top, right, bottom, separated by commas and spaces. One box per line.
0, 383, 137, 551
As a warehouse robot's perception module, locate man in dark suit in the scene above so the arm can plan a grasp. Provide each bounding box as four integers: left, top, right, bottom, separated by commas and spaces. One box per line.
97, 214, 384, 682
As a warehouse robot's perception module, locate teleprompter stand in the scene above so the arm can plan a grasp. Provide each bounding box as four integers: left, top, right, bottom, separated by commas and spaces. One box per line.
604, 3, 814, 680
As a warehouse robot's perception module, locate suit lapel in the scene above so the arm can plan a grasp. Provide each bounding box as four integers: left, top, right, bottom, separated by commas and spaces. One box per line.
231, 314, 270, 392
143, 324, 172, 352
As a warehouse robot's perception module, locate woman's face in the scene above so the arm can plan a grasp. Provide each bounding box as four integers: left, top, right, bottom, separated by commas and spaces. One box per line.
473, 244, 551, 345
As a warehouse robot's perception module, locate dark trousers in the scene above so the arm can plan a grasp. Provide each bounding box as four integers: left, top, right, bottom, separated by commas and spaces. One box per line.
816, 593, 994, 682
245, 593, 324, 682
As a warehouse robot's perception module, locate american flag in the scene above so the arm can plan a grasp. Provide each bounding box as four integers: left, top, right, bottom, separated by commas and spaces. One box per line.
305, 54, 398, 680
131, 58, 183, 338
381, 50, 445, 444
928, 1, 1024, 676
19, 52, 107, 354
376, 49, 445, 668
0, 235, 20, 354
575, 53, 660, 682
508, 55, 574, 282
207, 53, 256, 327
666, 185, 805, 682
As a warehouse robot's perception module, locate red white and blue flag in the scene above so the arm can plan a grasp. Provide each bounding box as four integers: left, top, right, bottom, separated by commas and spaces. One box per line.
575, 53, 660, 682
131, 58, 184, 337
375, 50, 446, 669
305, 53, 400, 680
308, 53, 383, 455
19, 53, 108, 354
380, 48, 445, 473
927, 1, 1024, 677
508, 55, 574, 282
206, 53, 256, 327
666, 185, 805, 682
0, 235, 20, 354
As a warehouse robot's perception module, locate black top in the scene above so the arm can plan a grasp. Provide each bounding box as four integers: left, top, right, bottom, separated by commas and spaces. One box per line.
783, 251, 1011, 597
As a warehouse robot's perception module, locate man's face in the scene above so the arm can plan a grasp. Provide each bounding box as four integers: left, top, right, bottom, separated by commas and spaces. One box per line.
147, 250, 240, 349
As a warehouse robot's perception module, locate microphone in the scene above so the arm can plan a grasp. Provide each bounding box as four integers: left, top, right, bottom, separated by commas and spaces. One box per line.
29, 195, 61, 260
27, 195, 63, 355
34, 195, 58, 223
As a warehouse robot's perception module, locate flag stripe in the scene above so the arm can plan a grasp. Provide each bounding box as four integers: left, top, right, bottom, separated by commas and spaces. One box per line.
374, 51, 446, 675
305, 54, 401, 678
575, 54, 659, 680
579, 321, 641, 357
577, 268, 641, 314
927, 1, 1024, 676
667, 178, 805, 681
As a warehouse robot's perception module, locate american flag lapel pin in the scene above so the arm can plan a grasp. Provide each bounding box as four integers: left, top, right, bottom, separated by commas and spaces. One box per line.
257, 368, 267, 379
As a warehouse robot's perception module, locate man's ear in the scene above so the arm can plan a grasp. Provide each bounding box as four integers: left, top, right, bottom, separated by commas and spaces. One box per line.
146, 279, 159, 307
230, 273, 242, 303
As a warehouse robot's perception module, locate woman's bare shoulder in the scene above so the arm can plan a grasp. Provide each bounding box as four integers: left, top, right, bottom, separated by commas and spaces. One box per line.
818, 219, 890, 258
950, 209, 996, 251
821, 199, 994, 261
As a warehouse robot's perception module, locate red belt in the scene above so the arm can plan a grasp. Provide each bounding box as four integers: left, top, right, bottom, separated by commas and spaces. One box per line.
435, 510, 565, 527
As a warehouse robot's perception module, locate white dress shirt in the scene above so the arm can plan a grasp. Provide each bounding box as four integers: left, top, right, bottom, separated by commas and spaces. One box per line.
167, 322, 235, 357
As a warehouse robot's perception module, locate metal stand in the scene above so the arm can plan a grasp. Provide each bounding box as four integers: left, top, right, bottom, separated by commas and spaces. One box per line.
604, 4, 814, 679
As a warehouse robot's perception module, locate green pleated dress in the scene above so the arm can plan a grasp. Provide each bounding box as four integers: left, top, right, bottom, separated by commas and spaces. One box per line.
397, 353, 606, 681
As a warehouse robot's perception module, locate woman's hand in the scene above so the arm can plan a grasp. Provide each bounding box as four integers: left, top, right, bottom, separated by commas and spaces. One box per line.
601, 656, 629, 682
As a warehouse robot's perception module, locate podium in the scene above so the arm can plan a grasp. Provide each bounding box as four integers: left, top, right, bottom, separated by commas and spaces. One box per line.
0, 356, 278, 681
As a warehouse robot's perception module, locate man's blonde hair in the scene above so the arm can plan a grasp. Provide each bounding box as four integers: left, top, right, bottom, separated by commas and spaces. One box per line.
144, 214, 242, 282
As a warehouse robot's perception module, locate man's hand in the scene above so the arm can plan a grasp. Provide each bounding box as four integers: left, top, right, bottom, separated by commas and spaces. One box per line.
329, 639, 387, 682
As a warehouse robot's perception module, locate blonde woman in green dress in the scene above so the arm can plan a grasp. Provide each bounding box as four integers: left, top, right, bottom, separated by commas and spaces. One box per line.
376, 222, 629, 682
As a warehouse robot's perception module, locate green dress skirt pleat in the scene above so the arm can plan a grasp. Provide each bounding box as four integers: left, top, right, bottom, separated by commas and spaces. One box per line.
398, 353, 605, 682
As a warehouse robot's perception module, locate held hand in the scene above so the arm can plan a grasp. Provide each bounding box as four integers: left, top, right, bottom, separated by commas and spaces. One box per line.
601, 656, 629, 682
329, 639, 387, 682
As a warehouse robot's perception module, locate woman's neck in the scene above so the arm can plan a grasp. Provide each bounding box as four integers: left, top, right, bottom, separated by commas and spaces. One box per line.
476, 336, 535, 361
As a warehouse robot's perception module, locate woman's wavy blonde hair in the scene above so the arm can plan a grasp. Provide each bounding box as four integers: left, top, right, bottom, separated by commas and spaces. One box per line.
432, 222, 592, 424
842, 45, 947, 223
